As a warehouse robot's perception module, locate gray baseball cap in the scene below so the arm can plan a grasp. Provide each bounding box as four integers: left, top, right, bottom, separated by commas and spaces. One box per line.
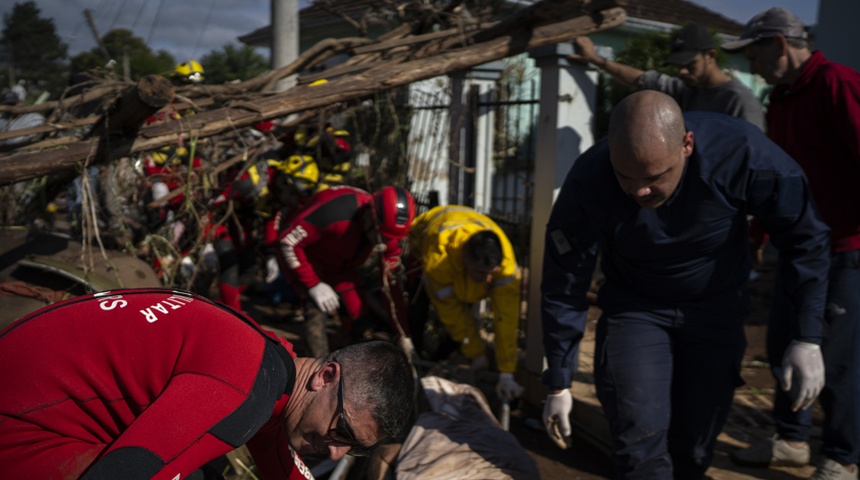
722, 7, 808, 52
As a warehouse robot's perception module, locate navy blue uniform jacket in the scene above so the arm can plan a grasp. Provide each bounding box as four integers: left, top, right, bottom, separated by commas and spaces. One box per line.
541, 112, 831, 390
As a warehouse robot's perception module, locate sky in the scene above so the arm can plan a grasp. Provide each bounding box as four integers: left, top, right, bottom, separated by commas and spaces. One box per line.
1, 0, 820, 64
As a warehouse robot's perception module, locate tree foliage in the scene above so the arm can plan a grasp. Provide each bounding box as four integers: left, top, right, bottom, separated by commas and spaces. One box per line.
70, 29, 175, 81
199, 44, 269, 85
593, 30, 673, 138
593, 28, 728, 138
1, 1, 68, 100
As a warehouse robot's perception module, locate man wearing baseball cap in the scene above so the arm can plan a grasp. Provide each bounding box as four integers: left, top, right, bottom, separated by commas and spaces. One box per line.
569, 23, 764, 130
720, 7, 810, 53
723, 8, 860, 480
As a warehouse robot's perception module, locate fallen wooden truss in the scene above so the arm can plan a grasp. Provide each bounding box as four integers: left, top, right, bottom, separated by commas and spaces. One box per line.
0, 0, 627, 187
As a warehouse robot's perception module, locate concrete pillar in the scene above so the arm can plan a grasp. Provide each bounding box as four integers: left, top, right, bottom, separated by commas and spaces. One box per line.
271, 0, 299, 91
523, 43, 597, 384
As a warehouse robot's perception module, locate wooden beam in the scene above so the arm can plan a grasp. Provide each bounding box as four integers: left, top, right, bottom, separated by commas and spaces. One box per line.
0, 5, 626, 187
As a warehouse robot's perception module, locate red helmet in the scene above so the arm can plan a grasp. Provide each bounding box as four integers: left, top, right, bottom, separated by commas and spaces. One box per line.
373, 186, 416, 239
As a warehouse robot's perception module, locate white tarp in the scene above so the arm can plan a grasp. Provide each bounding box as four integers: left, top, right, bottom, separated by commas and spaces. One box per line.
395, 376, 540, 479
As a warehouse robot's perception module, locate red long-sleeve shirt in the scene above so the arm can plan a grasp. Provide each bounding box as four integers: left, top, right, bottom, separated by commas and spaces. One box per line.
766, 50, 860, 253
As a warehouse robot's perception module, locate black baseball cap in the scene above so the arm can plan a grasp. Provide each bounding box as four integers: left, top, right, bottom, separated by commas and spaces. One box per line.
665, 24, 715, 66
722, 8, 808, 52
1, 91, 18, 106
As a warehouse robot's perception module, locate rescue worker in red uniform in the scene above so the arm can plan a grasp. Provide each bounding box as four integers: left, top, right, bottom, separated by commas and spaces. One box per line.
275, 185, 416, 356
0, 288, 415, 480
208, 153, 326, 312
278, 121, 353, 184
142, 142, 203, 226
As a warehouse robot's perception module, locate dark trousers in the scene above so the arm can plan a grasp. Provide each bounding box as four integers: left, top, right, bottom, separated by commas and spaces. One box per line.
769, 249, 860, 464
595, 299, 747, 479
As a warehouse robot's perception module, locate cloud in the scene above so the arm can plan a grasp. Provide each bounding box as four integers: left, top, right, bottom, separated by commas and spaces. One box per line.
2, 0, 276, 62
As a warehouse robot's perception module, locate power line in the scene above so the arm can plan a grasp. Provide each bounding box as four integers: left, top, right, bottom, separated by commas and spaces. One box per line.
108, 0, 127, 32
69, 17, 88, 43
144, 0, 166, 47
130, 0, 151, 35
97, 1, 119, 29
88, 0, 110, 25
69, 0, 106, 48
192, 0, 218, 60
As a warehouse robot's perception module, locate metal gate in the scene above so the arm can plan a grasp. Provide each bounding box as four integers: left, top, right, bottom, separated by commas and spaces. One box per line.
485, 75, 539, 258
405, 69, 540, 256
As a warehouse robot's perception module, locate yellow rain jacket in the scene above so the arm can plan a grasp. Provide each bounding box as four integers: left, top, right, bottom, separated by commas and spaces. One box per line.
410, 206, 521, 373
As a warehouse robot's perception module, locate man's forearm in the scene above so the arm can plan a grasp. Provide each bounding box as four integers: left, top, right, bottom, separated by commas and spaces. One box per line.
594, 57, 644, 89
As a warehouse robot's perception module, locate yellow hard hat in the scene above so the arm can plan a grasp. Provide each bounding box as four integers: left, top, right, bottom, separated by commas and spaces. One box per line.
173, 60, 205, 84
270, 155, 321, 195
151, 145, 189, 166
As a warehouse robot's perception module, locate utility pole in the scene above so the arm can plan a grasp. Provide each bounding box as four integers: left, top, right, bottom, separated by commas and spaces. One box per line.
83, 9, 112, 62
270, 0, 299, 92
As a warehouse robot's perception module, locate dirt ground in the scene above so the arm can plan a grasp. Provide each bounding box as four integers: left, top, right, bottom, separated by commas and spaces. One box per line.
510, 320, 822, 480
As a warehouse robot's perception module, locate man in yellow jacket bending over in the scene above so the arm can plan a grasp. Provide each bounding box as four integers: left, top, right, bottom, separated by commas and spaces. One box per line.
409, 205, 524, 401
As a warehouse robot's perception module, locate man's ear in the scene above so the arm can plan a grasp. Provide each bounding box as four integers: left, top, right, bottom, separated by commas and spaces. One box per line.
775, 34, 790, 56
310, 361, 339, 392
705, 49, 721, 69
682, 131, 695, 157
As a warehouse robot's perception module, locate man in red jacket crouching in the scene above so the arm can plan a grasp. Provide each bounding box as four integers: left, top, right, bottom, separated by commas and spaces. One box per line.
0, 288, 415, 480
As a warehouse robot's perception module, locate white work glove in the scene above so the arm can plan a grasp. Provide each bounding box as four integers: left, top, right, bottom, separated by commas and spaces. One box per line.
398, 337, 416, 360
496, 372, 524, 401
308, 282, 339, 315
542, 389, 573, 449
778, 340, 824, 412
265, 255, 279, 284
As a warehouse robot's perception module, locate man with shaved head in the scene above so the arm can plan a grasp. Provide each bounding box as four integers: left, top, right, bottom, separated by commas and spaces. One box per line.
540, 90, 832, 478
607, 91, 690, 210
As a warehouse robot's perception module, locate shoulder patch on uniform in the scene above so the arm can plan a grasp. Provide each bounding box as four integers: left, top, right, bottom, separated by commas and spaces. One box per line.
550, 229, 572, 255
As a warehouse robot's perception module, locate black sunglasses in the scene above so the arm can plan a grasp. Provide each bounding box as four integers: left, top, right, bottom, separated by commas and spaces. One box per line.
332, 361, 370, 457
